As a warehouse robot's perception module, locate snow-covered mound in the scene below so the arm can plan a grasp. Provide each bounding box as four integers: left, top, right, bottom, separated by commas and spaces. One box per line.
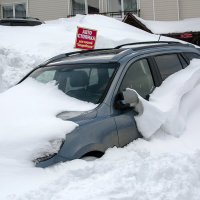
0, 15, 159, 92
1, 14, 200, 200
135, 15, 200, 34
0, 78, 95, 164
2, 57, 200, 199
1, 61, 200, 200
135, 59, 200, 139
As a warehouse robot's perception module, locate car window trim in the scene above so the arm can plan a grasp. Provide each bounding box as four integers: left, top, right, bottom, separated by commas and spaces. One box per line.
178, 53, 189, 68
147, 56, 162, 87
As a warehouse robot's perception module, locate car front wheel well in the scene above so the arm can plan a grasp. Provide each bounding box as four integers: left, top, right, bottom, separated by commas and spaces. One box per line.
81, 151, 104, 159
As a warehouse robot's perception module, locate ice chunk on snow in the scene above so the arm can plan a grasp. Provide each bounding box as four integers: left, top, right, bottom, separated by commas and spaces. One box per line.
134, 59, 200, 138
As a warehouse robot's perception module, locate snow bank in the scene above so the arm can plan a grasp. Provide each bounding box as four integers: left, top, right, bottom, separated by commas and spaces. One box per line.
0, 15, 159, 92
2, 62, 200, 200
0, 48, 42, 91
135, 15, 200, 34
0, 78, 95, 163
134, 59, 200, 139
1, 15, 200, 200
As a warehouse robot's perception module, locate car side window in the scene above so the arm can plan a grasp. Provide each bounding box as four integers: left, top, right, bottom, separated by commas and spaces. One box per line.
154, 54, 183, 80
119, 59, 155, 99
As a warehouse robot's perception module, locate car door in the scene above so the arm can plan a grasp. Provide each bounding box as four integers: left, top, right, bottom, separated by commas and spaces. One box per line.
114, 58, 156, 147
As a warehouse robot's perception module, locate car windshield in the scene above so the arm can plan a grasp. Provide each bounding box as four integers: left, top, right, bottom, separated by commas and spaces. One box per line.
29, 63, 118, 104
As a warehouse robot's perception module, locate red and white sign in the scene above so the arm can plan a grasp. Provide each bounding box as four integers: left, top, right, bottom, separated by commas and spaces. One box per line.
75, 27, 97, 50
180, 33, 193, 39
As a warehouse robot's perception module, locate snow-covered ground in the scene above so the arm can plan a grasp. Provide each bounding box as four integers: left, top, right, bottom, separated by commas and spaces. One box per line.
1, 15, 200, 200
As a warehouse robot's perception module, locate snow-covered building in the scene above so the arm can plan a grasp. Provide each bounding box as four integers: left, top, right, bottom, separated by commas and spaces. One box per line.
0, 0, 200, 21
123, 14, 200, 45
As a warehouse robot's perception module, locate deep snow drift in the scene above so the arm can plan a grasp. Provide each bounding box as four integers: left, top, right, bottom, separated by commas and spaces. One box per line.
2, 60, 200, 200
1, 15, 200, 200
0, 78, 95, 164
135, 59, 200, 139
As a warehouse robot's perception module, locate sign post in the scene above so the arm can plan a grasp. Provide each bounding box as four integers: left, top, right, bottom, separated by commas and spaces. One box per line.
75, 27, 97, 50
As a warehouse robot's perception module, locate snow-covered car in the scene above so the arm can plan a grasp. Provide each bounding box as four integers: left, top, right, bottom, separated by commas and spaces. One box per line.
0, 17, 44, 26
19, 41, 200, 167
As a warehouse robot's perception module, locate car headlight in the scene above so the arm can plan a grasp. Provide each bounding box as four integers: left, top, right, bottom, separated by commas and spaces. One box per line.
33, 138, 64, 164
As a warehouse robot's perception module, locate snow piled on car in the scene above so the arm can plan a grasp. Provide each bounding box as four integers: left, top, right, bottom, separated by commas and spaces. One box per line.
4, 59, 200, 200
0, 14, 200, 200
135, 59, 200, 139
0, 78, 95, 163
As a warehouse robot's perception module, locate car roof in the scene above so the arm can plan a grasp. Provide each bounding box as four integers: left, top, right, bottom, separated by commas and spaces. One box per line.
44, 42, 199, 67
47, 49, 133, 66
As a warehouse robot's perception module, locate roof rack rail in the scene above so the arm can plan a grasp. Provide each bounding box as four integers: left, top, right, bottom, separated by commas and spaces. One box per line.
114, 41, 181, 49
41, 48, 113, 66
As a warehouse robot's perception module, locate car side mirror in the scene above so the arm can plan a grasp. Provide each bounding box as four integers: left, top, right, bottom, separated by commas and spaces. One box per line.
115, 88, 139, 110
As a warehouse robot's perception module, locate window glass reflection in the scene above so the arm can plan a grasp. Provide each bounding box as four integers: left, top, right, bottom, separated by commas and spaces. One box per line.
124, 0, 137, 12
88, 0, 99, 14
108, 0, 121, 12
15, 4, 26, 18
72, 0, 85, 15
108, 0, 137, 12
3, 5, 13, 18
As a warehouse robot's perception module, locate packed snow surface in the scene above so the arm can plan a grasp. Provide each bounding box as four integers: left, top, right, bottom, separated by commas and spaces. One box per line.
0, 14, 200, 200
135, 15, 200, 34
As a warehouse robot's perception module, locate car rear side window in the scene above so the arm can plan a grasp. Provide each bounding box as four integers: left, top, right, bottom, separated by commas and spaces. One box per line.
120, 59, 155, 99
154, 54, 183, 80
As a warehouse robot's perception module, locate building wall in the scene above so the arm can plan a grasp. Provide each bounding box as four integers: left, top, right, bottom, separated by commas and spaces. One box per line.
140, 0, 179, 21
154, 0, 179, 21
102, 0, 108, 12
140, 0, 200, 21
28, 0, 68, 21
179, 0, 200, 19
1, 0, 200, 21
0, 0, 25, 4
28, 0, 105, 20
140, 0, 154, 20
